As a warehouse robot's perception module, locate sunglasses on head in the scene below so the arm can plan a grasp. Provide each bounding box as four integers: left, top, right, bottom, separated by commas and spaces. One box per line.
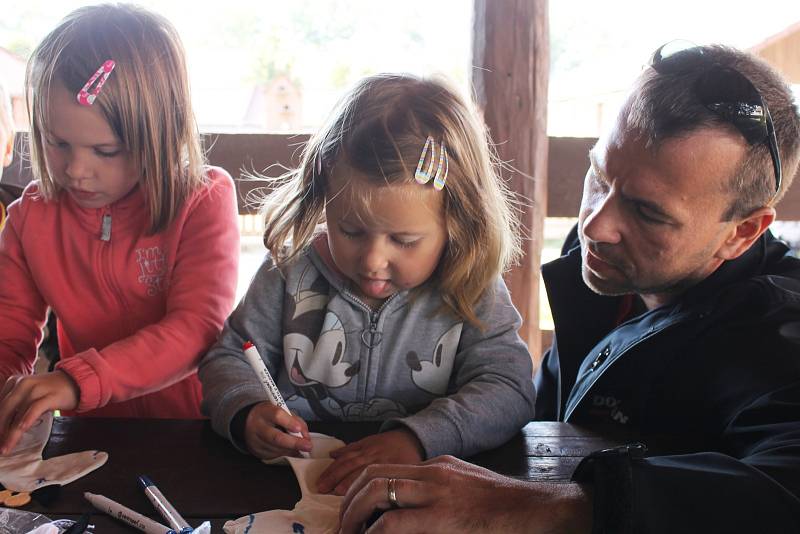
649, 41, 782, 196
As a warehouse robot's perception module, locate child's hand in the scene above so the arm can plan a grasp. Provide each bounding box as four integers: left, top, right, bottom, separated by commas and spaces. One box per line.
244, 401, 312, 460
0, 371, 80, 454
316, 428, 424, 495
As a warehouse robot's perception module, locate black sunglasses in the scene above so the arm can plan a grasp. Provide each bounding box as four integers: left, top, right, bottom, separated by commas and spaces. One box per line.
649, 41, 782, 196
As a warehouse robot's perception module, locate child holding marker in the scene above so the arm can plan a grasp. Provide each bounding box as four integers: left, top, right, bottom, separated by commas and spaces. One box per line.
0, 4, 240, 454
199, 73, 535, 495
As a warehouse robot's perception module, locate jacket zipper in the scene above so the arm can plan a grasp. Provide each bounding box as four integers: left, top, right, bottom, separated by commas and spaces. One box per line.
340, 289, 395, 348
100, 213, 112, 241
97, 209, 128, 322
340, 289, 396, 404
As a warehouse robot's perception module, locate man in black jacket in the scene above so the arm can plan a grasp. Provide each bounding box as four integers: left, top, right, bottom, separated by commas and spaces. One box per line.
338, 43, 800, 533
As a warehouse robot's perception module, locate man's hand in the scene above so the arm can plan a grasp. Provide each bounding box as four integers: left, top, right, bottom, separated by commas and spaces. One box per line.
317, 428, 424, 495
339, 455, 593, 534
0, 371, 80, 454
244, 401, 312, 459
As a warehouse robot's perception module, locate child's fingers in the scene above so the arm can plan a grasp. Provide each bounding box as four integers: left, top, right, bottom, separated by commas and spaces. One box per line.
249, 440, 295, 460
0, 377, 28, 449
333, 469, 363, 496
2, 387, 55, 454
0, 404, 33, 455
270, 407, 304, 434
259, 423, 310, 452
0, 375, 21, 401
248, 423, 297, 458
2, 409, 39, 455
15, 394, 53, 435
329, 441, 362, 458
294, 414, 310, 438
317, 451, 368, 494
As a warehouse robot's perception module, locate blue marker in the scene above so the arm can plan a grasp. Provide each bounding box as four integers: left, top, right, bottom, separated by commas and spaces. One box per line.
138, 476, 193, 534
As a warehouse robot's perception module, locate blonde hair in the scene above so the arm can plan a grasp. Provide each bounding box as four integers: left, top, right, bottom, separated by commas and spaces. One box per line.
25, 3, 205, 233
262, 74, 520, 327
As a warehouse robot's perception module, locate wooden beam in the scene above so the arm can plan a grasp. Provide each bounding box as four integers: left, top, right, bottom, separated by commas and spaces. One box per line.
472, 0, 550, 361
202, 133, 309, 213
9, 133, 800, 221
544, 136, 800, 221
3, 132, 309, 215
546, 136, 593, 217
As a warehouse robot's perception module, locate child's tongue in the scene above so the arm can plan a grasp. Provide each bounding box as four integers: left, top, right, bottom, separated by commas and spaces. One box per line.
364, 278, 390, 296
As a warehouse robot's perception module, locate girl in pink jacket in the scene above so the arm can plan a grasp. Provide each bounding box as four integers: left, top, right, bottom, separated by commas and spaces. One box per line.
0, 4, 239, 454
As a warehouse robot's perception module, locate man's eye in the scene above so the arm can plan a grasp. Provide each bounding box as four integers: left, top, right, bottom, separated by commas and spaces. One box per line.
636, 206, 666, 225
592, 174, 610, 194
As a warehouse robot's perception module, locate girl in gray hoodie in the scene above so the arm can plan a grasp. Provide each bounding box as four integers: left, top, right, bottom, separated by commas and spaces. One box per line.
199, 73, 536, 495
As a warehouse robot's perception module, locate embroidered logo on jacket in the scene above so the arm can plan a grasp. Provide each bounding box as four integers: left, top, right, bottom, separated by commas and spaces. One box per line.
135, 246, 168, 295
591, 394, 630, 425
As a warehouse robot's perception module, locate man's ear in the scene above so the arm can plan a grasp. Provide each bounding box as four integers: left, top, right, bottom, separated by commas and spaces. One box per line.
715, 207, 775, 261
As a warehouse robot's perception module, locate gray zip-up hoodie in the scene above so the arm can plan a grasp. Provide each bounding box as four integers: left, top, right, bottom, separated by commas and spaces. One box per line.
199, 240, 536, 459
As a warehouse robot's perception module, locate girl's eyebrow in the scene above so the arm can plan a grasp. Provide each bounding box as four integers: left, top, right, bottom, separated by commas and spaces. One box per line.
45, 129, 121, 148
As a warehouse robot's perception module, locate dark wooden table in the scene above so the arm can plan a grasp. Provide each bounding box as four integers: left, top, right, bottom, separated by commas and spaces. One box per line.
16, 418, 627, 532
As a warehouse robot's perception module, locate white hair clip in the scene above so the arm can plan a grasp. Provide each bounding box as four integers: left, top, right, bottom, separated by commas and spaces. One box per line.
414, 136, 449, 190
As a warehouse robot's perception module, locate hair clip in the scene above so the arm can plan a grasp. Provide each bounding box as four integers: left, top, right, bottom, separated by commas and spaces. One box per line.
314, 153, 323, 177
76, 60, 116, 106
414, 136, 449, 190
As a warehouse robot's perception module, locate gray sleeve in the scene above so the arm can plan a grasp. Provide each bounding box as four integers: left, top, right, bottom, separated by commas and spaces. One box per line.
198, 253, 286, 452
383, 277, 536, 458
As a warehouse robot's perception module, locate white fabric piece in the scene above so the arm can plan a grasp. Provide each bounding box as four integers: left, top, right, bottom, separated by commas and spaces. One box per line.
0, 412, 108, 493
23, 523, 59, 534
224, 433, 345, 534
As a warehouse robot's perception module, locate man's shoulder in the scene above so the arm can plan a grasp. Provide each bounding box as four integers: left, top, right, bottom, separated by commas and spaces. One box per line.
726, 274, 800, 328
715, 246, 800, 319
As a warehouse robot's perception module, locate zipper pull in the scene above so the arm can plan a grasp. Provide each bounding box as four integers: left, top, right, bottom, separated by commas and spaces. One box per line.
100, 213, 112, 241
360, 314, 383, 348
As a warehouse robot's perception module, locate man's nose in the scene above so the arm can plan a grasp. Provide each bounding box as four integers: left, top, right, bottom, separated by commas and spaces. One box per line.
581, 194, 623, 246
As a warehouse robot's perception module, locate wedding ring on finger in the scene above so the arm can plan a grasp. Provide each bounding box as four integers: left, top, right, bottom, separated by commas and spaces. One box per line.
387, 477, 400, 509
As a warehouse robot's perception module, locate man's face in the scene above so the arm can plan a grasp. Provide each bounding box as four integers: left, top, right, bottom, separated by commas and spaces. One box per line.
578, 119, 748, 308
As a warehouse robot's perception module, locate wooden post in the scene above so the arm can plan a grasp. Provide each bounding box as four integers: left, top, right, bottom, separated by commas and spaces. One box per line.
472, 0, 550, 363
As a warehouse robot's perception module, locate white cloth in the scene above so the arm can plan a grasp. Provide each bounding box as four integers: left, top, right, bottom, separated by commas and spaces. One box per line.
0, 412, 108, 493
224, 433, 344, 534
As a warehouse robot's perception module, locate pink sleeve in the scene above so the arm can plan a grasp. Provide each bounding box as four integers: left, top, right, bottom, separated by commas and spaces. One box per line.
57, 168, 240, 411
0, 194, 49, 379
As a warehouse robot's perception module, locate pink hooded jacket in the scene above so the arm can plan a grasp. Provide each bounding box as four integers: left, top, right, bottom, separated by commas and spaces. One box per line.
0, 167, 239, 418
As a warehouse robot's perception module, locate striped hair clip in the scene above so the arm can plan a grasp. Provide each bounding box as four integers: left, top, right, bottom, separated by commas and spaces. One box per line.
414, 136, 449, 190
76, 60, 116, 106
